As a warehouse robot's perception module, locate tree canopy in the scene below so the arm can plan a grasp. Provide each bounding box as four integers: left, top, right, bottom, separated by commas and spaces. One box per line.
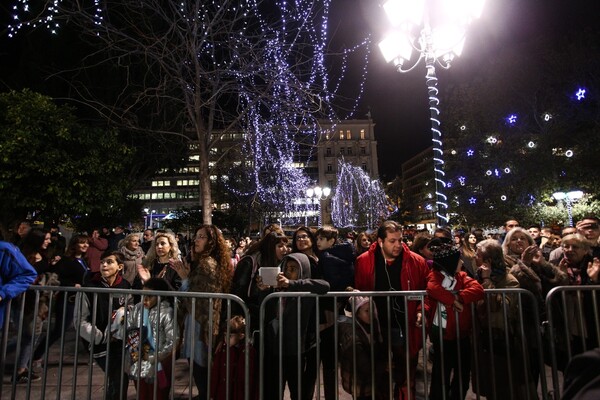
0, 89, 134, 236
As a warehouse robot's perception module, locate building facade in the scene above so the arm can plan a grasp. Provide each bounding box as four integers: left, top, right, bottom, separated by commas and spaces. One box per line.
401, 145, 437, 228
131, 119, 379, 228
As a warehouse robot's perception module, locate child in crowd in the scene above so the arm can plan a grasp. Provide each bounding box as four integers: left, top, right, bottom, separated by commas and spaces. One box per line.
77, 251, 132, 400
263, 253, 330, 400
315, 226, 355, 292
210, 315, 258, 400
127, 278, 176, 400
422, 238, 484, 400
338, 288, 383, 400
315, 226, 356, 399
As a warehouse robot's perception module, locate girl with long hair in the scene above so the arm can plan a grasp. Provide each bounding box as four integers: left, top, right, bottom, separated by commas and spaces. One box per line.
169, 225, 232, 400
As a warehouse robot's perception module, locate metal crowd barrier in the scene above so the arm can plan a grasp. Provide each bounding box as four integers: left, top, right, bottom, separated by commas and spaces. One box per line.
545, 285, 600, 397
1, 286, 251, 400
4, 285, 597, 400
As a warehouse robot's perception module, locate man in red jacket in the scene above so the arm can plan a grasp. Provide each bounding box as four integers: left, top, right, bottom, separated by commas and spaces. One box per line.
354, 221, 429, 400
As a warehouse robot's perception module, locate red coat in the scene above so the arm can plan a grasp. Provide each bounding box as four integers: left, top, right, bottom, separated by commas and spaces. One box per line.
424, 269, 484, 340
354, 242, 429, 357
210, 340, 258, 400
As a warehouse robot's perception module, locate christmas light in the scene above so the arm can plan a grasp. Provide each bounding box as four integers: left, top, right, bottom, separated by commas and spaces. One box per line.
500, 195, 507, 201
507, 114, 517, 124
466, 149, 474, 156
543, 113, 552, 122
527, 141, 535, 148
331, 160, 389, 229
565, 149, 574, 157
487, 136, 497, 144
575, 88, 586, 100
469, 197, 476, 204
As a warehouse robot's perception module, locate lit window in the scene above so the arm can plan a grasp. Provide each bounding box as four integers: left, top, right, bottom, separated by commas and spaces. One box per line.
209, 161, 216, 167
189, 155, 200, 161
346, 130, 352, 140
339, 130, 344, 140
360, 129, 365, 139
220, 203, 230, 210
210, 148, 218, 155
210, 175, 217, 181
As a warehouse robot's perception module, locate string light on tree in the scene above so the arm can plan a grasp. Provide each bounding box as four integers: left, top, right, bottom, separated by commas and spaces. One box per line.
528, 141, 536, 148
487, 136, 497, 144
543, 113, 552, 122
507, 114, 517, 125
466, 149, 474, 156
469, 197, 477, 204
565, 149, 574, 158
575, 88, 586, 100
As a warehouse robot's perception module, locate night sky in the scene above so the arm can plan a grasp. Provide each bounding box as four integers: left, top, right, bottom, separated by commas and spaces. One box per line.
335, 0, 595, 181
1, 0, 595, 182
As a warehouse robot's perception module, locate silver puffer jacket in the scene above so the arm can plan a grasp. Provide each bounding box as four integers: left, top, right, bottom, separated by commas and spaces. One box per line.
127, 300, 176, 379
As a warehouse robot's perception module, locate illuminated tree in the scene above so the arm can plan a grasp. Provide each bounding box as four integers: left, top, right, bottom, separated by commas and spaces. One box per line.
331, 160, 389, 229
7, 0, 369, 224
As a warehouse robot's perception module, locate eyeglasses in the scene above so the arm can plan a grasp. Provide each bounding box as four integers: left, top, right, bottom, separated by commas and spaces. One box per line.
195, 235, 208, 241
296, 234, 309, 240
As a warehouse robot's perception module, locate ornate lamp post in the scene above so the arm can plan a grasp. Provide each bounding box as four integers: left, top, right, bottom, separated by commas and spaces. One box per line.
306, 186, 331, 227
552, 190, 584, 227
378, 0, 485, 227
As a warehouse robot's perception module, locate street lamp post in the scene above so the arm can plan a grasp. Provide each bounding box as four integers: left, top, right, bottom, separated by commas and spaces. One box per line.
378, 0, 485, 227
306, 186, 331, 227
552, 191, 584, 227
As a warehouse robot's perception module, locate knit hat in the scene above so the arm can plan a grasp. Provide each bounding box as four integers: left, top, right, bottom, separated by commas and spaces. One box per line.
352, 296, 371, 314
428, 237, 461, 275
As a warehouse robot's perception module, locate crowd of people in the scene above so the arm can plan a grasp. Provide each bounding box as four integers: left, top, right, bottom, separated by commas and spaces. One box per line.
2, 216, 600, 400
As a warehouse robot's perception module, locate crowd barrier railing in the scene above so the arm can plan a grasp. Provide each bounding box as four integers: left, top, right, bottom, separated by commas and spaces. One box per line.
4, 285, 597, 399
545, 285, 600, 397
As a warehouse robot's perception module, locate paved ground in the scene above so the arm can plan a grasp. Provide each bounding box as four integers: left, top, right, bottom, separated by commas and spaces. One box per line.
2, 328, 560, 400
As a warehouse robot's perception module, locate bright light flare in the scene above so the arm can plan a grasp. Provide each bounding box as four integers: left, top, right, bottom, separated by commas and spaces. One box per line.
383, 0, 425, 28
379, 30, 413, 63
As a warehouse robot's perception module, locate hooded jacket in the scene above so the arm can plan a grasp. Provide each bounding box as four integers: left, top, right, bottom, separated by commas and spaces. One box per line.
273, 253, 329, 355
0, 241, 38, 329
354, 241, 429, 357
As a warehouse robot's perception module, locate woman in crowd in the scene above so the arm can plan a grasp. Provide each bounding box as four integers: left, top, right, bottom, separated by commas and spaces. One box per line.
87, 228, 108, 273
502, 227, 568, 395
169, 225, 232, 400
10, 229, 53, 383
138, 231, 182, 290
354, 231, 372, 256
472, 238, 527, 399
550, 233, 600, 368
33, 233, 90, 363
235, 237, 248, 258
230, 232, 289, 333
119, 232, 144, 285
458, 233, 477, 277
290, 227, 321, 278
412, 231, 433, 265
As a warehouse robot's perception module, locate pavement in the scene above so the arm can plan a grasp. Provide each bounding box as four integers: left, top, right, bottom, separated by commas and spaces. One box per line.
2, 327, 560, 400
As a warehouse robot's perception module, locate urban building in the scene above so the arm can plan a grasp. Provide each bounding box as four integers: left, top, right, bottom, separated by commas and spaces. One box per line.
131, 118, 379, 228
401, 145, 437, 230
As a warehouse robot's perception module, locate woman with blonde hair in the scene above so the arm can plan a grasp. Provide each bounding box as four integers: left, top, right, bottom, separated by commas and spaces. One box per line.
137, 231, 182, 290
